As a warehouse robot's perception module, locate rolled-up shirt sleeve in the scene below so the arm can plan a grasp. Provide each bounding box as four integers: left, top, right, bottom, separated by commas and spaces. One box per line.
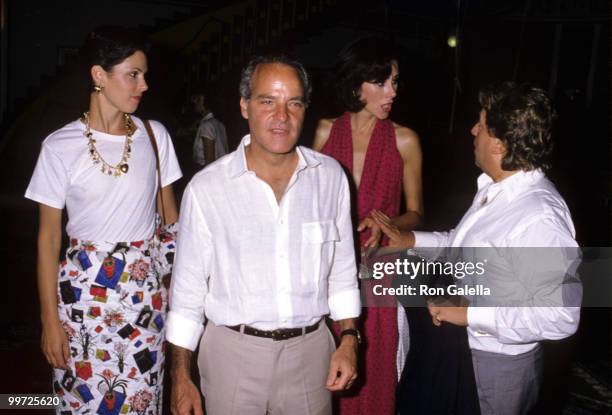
166, 184, 212, 350
328, 174, 361, 321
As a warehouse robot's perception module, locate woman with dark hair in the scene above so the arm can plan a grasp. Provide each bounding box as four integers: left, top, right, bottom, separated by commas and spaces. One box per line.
25, 26, 181, 414
313, 37, 423, 415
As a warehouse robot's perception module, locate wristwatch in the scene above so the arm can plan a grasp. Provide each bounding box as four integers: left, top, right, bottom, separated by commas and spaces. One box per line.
340, 328, 362, 345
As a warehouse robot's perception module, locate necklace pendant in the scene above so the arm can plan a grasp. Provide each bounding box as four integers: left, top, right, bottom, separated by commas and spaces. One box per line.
120, 164, 129, 174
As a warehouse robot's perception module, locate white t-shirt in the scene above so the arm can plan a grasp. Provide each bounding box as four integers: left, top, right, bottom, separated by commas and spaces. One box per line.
25, 116, 182, 242
192, 112, 228, 166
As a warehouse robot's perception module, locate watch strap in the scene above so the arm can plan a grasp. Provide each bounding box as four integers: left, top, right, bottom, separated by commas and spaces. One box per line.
340, 328, 361, 344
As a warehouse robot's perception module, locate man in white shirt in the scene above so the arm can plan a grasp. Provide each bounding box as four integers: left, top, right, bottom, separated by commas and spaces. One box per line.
191, 90, 229, 167
373, 82, 581, 415
167, 56, 361, 415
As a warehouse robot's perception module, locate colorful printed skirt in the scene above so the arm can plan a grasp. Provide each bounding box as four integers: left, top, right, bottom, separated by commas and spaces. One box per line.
53, 226, 176, 415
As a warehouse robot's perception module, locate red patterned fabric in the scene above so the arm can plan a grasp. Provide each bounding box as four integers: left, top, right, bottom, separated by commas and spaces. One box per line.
321, 112, 403, 415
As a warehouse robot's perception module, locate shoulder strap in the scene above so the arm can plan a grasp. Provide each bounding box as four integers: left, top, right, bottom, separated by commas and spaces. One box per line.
143, 120, 166, 225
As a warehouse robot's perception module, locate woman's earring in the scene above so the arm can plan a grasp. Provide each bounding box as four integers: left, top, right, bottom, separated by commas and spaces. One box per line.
93, 85, 103, 94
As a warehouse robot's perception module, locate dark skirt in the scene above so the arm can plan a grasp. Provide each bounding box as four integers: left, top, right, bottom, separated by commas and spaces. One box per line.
396, 307, 481, 415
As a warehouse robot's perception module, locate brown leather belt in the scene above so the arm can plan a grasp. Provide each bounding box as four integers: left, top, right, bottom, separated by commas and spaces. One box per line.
227, 320, 320, 341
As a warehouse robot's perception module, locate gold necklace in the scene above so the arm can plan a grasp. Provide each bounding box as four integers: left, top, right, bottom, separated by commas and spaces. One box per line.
82, 112, 134, 176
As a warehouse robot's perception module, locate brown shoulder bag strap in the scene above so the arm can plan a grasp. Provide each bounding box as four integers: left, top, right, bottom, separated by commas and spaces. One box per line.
143, 120, 167, 225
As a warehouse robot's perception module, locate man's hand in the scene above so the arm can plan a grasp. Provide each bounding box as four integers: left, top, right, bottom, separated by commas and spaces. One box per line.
357, 216, 382, 248
371, 210, 415, 248
427, 298, 469, 327
326, 337, 358, 391
171, 344, 203, 415
171, 374, 203, 415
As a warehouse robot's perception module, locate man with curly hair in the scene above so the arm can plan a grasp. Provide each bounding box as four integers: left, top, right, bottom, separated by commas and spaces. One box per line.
374, 82, 581, 415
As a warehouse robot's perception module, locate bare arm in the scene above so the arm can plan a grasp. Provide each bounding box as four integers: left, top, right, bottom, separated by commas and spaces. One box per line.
37, 204, 69, 369
392, 126, 423, 231
360, 126, 423, 247
312, 118, 335, 152
203, 136, 216, 165
157, 184, 179, 225
171, 344, 203, 415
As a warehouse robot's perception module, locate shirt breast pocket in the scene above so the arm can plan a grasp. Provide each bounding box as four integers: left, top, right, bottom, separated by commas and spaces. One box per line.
301, 220, 340, 294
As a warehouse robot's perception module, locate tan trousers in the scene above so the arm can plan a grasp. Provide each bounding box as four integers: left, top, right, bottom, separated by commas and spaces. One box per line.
198, 322, 335, 415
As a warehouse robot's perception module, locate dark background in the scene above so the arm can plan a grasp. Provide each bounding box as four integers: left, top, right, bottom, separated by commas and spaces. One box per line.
0, 0, 610, 413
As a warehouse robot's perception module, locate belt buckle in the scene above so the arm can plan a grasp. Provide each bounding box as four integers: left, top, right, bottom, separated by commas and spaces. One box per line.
271, 329, 283, 341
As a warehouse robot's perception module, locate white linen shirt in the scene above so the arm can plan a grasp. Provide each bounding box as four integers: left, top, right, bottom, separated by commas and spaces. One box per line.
413, 170, 581, 355
167, 135, 361, 351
